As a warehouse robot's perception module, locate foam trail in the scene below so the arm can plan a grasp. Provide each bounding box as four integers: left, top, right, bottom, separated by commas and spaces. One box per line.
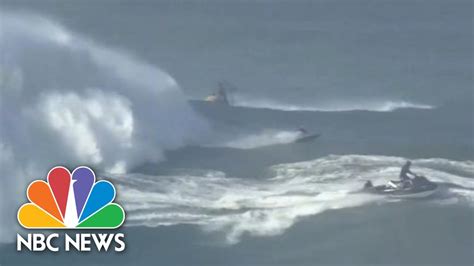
208, 130, 301, 149
113, 155, 473, 244
233, 96, 435, 112
0, 11, 209, 243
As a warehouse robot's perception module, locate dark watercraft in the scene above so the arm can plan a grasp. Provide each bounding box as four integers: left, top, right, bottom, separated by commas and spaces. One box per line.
364, 176, 438, 198
199, 81, 237, 106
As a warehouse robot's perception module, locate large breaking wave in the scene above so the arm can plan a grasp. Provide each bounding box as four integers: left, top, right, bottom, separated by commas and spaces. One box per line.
0, 12, 209, 242
115, 155, 473, 244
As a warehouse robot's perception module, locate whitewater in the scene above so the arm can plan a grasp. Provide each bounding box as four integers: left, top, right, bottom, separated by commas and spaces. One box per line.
0, 12, 472, 251
0, 11, 209, 243
0, 1, 472, 265
114, 155, 473, 244
205, 130, 303, 149
232, 96, 435, 112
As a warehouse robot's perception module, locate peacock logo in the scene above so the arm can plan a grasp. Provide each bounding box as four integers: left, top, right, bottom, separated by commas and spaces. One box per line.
17, 166, 125, 229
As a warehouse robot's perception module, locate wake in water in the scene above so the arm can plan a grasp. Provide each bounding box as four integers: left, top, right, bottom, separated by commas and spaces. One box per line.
113, 155, 473, 244
233, 96, 435, 112
206, 130, 302, 149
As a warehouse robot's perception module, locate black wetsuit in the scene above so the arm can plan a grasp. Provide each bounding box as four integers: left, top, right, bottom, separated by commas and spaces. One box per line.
399, 163, 413, 181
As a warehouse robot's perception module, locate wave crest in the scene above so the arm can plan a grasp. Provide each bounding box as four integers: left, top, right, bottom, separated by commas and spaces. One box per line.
0, 11, 209, 242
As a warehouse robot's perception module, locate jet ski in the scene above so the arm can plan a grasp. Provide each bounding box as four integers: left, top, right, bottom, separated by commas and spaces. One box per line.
363, 175, 438, 198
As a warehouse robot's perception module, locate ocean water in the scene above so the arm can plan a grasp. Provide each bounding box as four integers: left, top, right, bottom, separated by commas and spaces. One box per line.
2, 104, 473, 265
0, 1, 473, 265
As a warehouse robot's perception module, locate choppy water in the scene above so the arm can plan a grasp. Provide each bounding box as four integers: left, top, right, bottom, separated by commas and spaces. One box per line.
115, 155, 474, 244
0, 1, 473, 265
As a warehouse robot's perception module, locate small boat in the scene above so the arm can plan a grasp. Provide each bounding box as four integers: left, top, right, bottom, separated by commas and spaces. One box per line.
364, 176, 438, 199
202, 81, 236, 106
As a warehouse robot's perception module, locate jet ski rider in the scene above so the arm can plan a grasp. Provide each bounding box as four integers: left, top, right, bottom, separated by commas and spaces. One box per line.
297, 127, 308, 137
400, 161, 416, 187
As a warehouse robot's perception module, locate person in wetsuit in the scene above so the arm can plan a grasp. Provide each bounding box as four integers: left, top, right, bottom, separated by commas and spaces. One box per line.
217, 83, 229, 105
298, 127, 308, 135
399, 161, 417, 187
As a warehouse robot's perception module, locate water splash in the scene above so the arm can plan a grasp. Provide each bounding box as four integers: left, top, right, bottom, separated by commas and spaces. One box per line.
114, 155, 473, 244
0, 11, 209, 243
207, 130, 302, 149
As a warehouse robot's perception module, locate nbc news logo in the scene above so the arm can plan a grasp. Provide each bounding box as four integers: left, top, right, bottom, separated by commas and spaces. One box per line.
16, 166, 126, 252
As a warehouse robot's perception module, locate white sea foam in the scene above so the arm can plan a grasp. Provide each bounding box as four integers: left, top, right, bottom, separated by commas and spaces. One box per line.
233, 97, 435, 112
0, 11, 209, 243
208, 130, 302, 149
113, 155, 473, 244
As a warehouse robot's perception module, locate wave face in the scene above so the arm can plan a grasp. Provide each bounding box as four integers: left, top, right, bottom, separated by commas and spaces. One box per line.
0, 12, 209, 242
233, 97, 435, 112
115, 155, 473, 244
